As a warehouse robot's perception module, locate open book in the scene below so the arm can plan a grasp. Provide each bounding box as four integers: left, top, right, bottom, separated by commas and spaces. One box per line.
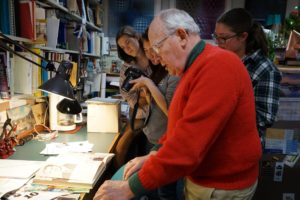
33, 152, 114, 189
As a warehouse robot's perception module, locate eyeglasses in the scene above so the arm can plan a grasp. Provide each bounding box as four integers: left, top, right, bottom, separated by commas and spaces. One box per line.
211, 33, 238, 44
152, 33, 174, 54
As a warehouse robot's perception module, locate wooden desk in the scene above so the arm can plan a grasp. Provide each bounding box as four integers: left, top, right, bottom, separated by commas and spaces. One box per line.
10, 127, 119, 161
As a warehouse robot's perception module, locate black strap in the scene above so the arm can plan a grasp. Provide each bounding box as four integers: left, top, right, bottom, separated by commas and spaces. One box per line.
130, 90, 152, 131
130, 90, 141, 131
130, 66, 166, 131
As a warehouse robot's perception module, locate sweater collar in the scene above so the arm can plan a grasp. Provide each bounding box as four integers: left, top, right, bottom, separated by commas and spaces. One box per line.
184, 40, 205, 71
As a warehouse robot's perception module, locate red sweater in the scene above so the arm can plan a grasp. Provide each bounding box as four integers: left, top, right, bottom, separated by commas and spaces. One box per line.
128, 42, 262, 195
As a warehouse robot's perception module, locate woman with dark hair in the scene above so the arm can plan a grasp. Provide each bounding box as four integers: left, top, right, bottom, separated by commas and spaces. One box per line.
116, 25, 151, 123
115, 26, 181, 199
214, 8, 282, 147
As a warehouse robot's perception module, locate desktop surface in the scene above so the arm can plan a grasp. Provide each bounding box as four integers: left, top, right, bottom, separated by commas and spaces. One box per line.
9, 126, 118, 161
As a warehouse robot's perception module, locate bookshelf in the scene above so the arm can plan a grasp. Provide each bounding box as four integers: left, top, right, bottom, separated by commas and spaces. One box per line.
41, 0, 102, 32
0, 0, 105, 100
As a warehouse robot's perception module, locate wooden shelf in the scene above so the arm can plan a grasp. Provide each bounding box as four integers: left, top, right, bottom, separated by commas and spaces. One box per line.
277, 65, 300, 73
0, 34, 33, 43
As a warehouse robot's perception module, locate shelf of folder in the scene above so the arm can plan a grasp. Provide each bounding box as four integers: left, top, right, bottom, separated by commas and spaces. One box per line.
42, 0, 102, 32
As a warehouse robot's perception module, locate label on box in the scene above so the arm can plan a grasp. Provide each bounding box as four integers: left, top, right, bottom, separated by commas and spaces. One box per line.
283, 193, 295, 200
274, 162, 284, 182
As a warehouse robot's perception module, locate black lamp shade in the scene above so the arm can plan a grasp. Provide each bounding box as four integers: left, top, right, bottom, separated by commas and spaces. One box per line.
39, 76, 75, 99
38, 60, 75, 100
57, 98, 82, 114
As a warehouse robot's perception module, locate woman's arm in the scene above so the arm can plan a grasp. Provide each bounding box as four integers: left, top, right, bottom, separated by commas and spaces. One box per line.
130, 76, 168, 116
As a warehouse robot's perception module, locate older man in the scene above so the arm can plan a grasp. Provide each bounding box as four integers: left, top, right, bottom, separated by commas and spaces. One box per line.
94, 8, 262, 200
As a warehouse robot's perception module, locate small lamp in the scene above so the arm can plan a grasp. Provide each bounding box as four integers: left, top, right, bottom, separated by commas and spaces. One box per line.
0, 31, 81, 114
38, 60, 75, 100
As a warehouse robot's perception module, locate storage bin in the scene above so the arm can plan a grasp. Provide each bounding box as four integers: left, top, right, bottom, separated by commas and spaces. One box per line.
277, 98, 300, 121
86, 97, 121, 133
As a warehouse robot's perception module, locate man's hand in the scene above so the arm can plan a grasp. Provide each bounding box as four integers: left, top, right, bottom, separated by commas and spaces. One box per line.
123, 155, 149, 180
123, 151, 157, 180
93, 180, 133, 200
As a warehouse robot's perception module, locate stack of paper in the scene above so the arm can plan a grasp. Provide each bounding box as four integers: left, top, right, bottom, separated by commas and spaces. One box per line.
40, 141, 94, 155
0, 159, 44, 198
33, 152, 114, 189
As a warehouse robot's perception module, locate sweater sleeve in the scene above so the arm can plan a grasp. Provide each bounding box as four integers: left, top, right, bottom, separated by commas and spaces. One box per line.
128, 54, 248, 194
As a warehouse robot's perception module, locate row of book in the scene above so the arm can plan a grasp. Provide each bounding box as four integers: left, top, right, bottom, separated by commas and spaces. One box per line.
0, 0, 38, 40
0, 0, 103, 55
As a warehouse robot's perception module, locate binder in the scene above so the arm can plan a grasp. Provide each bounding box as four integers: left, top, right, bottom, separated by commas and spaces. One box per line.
18, 0, 36, 40
0, 51, 10, 99
13, 52, 33, 95
0, 0, 10, 35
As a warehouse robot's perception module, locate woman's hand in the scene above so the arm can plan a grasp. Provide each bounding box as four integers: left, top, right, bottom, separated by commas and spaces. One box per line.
130, 76, 150, 89
123, 155, 149, 180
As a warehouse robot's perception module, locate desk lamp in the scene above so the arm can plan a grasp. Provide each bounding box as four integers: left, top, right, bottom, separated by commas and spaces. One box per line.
0, 31, 82, 114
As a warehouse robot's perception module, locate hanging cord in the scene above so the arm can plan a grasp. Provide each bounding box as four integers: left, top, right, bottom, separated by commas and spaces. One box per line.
32, 100, 58, 142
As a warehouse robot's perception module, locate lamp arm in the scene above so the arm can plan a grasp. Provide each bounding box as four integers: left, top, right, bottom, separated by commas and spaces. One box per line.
0, 31, 52, 63
0, 38, 56, 72
0, 41, 43, 69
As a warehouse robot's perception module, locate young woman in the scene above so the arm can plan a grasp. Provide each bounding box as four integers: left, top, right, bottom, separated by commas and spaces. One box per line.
116, 25, 151, 124
116, 25, 180, 145
214, 8, 282, 147
115, 26, 181, 199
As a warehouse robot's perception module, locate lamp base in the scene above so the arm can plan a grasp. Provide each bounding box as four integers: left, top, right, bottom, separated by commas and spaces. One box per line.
49, 94, 77, 131
55, 124, 76, 131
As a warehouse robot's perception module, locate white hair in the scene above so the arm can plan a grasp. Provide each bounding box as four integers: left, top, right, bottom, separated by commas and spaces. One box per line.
158, 8, 200, 35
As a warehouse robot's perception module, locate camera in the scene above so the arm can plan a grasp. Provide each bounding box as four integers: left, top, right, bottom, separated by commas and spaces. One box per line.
121, 67, 146, 92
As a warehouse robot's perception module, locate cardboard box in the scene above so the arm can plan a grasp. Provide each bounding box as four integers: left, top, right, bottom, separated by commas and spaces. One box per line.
277, 98, 300, 121
86, 97, 120, 133
265, 128, 300, 155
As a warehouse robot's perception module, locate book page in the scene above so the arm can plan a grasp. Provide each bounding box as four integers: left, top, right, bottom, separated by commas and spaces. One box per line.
35, 153, 113, 184
0, 160, 44, 179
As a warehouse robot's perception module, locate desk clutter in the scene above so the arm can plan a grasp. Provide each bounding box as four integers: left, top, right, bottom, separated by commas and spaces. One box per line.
0, 152, 114, 200
0, 96, 120, 199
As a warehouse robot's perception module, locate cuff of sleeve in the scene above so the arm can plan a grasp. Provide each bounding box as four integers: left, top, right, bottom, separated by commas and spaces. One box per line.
128, 172, 149, 197
151, 144, 162, 151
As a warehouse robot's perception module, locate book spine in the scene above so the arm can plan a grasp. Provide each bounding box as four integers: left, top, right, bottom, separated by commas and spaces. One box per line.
0, 51, 10, 99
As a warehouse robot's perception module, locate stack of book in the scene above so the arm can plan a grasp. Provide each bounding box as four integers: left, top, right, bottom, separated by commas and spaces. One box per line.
33, 152, 114, 189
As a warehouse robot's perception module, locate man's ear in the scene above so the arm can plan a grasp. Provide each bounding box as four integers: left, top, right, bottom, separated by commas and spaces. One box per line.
176, 28, 188, 40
